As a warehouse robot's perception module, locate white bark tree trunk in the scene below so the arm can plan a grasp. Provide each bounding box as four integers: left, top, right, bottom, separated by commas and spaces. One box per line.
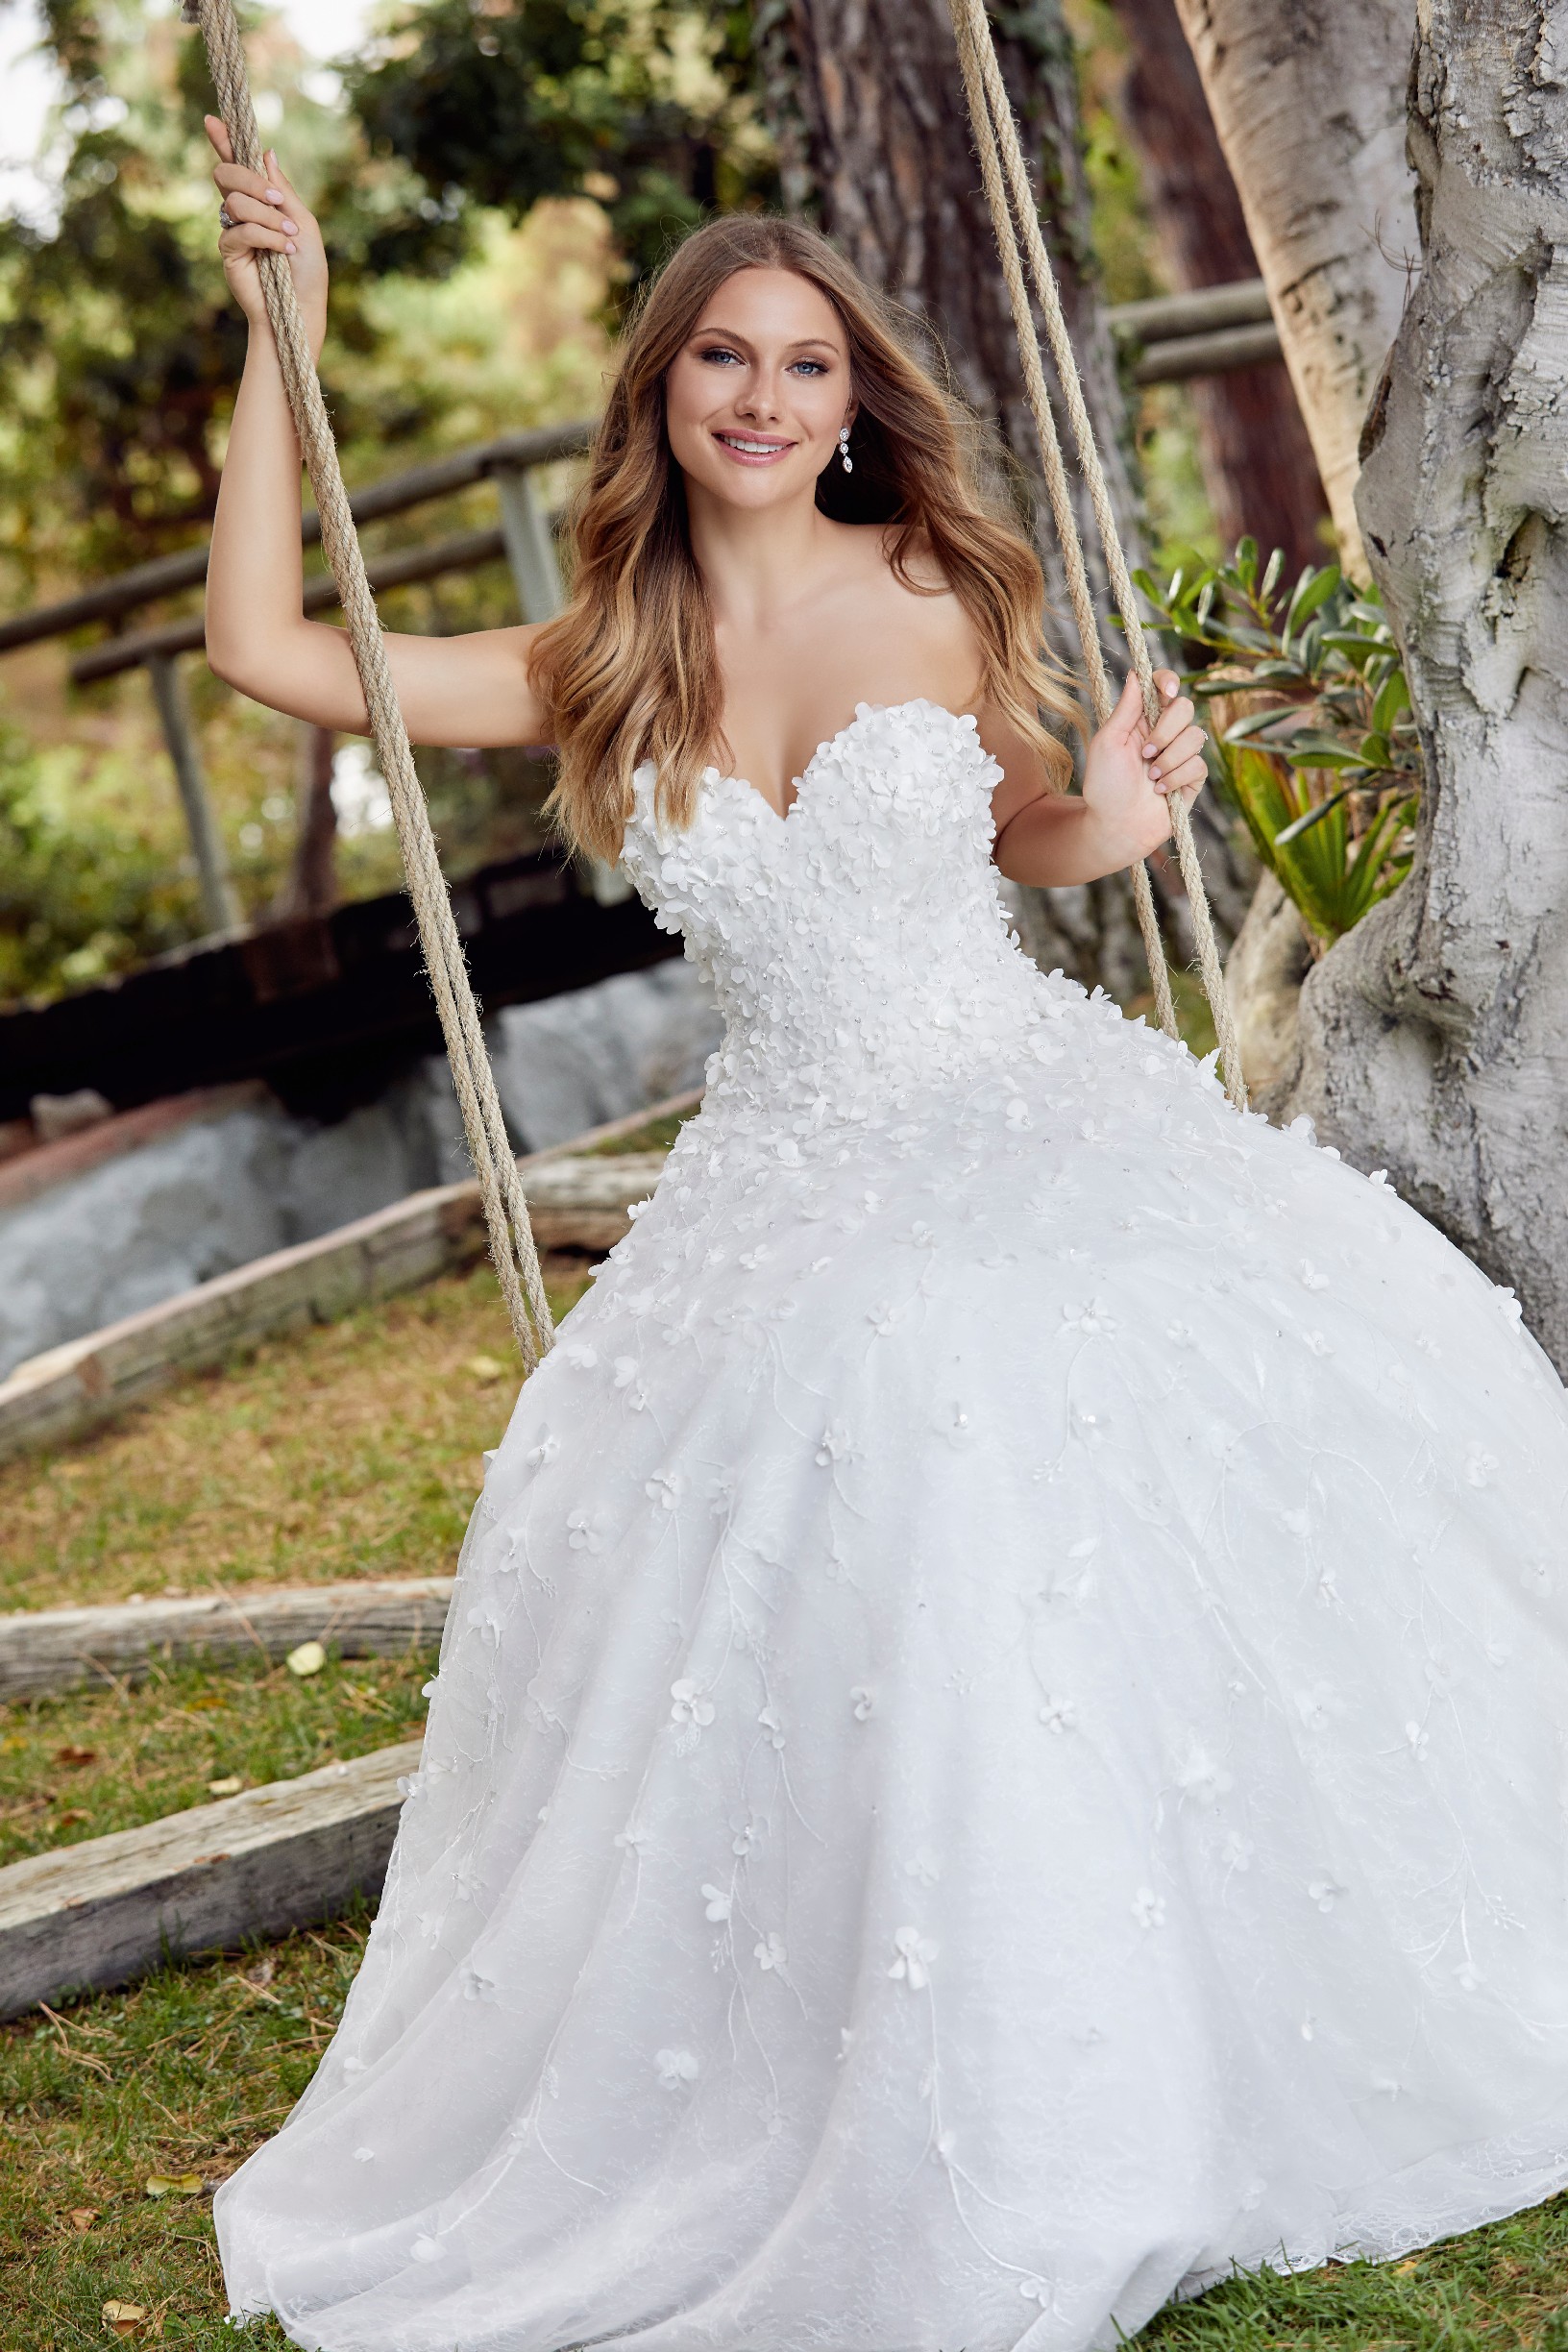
1285, 0, 1568, 1365
1169, 0, 1418, 575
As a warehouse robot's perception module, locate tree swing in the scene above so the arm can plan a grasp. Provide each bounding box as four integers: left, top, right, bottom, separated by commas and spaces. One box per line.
180, 0, 1247, 1374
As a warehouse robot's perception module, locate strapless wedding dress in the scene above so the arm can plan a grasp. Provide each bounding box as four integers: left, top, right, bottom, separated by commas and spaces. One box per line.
217, 700, 1568, 2352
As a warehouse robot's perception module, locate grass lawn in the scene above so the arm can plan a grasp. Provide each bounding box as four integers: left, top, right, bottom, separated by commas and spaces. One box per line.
0, 1259, 596, 1619
0, 1649, 434, 1870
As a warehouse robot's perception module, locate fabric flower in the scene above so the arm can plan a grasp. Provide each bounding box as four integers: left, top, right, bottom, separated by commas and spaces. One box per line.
888, 1925, 938, 1988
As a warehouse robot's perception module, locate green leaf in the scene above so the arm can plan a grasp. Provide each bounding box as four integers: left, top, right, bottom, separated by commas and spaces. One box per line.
1274, 789, 1353, 847
1284, 564, 1341, 640
1260, 547, 1285, 602
1222, 706, 1303, 744
1234, 537, 1259, 591
1370, 668, 1409, 735
1272, 732, 1381, 772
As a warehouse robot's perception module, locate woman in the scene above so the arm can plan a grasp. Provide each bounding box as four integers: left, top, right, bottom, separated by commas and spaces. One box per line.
206, 124, 1568, 2352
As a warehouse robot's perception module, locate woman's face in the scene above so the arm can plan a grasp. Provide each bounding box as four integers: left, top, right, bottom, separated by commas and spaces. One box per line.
664, 266, 853, 514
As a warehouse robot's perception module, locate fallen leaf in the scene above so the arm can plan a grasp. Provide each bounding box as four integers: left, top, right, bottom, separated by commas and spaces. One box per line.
1394, 2256, 1423, 2274
186, 1696, 225, 1712
285, 1641, 327, 1678
102, 2302, 147, 2335
69, 2207, 98, 2232
57, 1808, 89, 1827
207, 1776, 244, 1798
143, 2172, 203, 2198
466, 1353, 508, 1384
56, 1745, 98, 1767
243, 1958, 276, 1989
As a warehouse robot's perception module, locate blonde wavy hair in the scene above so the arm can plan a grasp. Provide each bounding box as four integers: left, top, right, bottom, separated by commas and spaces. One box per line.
529, 214, 1082, 862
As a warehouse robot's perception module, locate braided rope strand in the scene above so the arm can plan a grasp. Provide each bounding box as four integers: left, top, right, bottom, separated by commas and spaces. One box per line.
947, 0, 1248, 1108
947, 15, 1177, 1044
187, 0, 555, 1362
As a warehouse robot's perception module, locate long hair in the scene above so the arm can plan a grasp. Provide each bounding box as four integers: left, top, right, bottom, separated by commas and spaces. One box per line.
529, 214, 1082, 862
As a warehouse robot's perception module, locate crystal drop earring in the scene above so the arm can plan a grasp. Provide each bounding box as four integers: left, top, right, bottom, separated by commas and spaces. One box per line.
838, 424, 853, 476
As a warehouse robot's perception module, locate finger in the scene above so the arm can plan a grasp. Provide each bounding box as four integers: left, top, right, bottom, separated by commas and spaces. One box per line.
1143, 698, 1197, 759
1107, 665, 1146, 745
213, 161, 281, 207
1148, 723, 1205, 780
204, 113, 234, 164
220, 221, 298, 257
1155, 757, 1208, 799
262, 148, 302, 203
221, 189, 300, 233
1152, 668, 1182, 704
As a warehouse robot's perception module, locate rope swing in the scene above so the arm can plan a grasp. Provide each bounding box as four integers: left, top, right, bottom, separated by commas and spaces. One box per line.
945, 0, 1248, 1112
183, 0, 555, 1370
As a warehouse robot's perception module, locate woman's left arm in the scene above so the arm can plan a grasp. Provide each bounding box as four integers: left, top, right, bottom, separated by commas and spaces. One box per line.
987, 668, 1207, 889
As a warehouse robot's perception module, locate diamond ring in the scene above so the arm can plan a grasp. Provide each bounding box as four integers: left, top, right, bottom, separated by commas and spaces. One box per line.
218, 203, 235, 230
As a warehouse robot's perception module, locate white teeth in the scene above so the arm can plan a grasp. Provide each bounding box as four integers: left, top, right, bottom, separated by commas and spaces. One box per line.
721, 436, 787, 454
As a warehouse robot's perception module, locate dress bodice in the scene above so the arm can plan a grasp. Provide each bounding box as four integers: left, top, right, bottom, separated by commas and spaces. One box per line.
619, 698, 1060, 1126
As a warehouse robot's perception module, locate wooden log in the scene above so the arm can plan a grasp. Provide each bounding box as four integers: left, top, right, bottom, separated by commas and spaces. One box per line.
0, 1119, 685, 1466
0, 1578, 454, 1704
0, 1740, 423, 2020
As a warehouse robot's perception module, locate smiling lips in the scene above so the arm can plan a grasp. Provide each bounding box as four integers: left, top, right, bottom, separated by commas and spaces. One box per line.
713, 430, 796, 465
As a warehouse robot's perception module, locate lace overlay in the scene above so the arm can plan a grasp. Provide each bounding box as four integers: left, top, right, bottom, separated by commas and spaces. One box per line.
218, 701, 1568, 2352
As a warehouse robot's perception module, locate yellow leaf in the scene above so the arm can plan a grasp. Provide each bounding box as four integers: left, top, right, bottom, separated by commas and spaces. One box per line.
143, 2172, 203, 2197
69, 2206, 98, 2232
1395, 2255, 1422, 2273
101, 2302, 147, 2334
285, 1640, 327, 1678
207, 1776, 244, 1798
466, 1353, 508, 1384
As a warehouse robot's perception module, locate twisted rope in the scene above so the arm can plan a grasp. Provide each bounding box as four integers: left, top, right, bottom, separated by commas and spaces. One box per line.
184, 0, 554, 1365
946, 0, 1248, 1110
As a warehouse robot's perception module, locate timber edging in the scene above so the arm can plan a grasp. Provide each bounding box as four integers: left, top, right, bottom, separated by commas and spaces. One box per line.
0, 1739, 424, 2020
0, 1577, 454, 1703
0, 1090, 693, 1466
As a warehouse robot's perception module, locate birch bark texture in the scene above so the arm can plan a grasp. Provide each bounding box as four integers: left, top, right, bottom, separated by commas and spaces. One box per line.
755, 0, 1255, 989
1169, 0, 1417, 575
1285, 0, 1568, 1367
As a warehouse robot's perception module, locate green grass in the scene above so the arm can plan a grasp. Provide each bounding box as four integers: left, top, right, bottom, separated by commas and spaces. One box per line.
0, 1261, 596, 1619
0, 1649, 434, 1870
4, 1924, 1567, 2347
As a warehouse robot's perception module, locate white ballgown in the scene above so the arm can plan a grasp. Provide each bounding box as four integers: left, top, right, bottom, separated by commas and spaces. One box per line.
217, 699, 1568, 2351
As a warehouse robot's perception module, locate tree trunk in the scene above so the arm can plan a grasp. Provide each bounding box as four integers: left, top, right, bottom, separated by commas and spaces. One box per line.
755, 0, 1252, 985
1283, 0, 1568, 1366
1168, 0, 1417, 576
1109, 0, 1329, 577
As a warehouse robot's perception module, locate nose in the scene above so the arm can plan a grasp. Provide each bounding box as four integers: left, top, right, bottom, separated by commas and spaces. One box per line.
733, 364, 785, 425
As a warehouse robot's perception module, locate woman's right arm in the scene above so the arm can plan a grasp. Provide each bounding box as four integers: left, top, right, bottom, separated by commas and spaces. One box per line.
204, 117, 551, 749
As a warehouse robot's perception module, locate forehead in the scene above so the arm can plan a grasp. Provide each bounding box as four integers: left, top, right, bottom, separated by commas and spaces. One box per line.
691, 266, 845, 348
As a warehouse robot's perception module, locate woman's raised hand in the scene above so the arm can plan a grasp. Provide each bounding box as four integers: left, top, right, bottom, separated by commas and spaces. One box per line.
205, 115, 328, 349
1081, 667, 1207, 861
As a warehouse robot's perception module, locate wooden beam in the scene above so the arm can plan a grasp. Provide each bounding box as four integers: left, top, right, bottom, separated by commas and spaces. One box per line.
1131, 320, 1285, 383
0, 419, 594, 656
0, 1739, 423, 2020
0, 1578, 453, 1704
1107, 276, 1272, 341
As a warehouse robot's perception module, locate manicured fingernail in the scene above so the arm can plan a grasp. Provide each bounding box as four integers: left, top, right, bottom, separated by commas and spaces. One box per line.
265, 187, 282, 202
1141, 742, 1156, 757
280, 216, 298, 232
285, 239, 297, 254
1163, 678, 1177, 696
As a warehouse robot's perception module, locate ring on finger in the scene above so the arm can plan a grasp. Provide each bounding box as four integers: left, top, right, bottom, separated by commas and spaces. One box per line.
218, 203, 235, 229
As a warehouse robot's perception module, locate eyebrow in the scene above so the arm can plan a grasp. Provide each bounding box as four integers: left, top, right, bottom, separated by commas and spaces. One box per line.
689, 328, 842, 355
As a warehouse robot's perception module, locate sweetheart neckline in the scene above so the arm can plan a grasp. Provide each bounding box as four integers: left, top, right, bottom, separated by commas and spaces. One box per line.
710, 698, 980, 827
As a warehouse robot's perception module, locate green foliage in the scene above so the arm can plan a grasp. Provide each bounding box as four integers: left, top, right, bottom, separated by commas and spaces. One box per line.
1135, 541, 1422, 946
345, 0, 776, 306
0, 714, 199, 1002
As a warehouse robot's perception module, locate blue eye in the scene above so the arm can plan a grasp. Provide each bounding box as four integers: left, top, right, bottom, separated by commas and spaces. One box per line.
698, 346, 742, 365
790, 359, 827, 377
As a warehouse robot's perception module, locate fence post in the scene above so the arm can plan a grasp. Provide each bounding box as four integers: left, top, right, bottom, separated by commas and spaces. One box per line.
146, 650, 243, 934
493, 462, 629, 906
492, 465, 563, 623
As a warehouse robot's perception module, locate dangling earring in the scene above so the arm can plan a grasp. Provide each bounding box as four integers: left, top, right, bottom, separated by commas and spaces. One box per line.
838, 424, 853, 476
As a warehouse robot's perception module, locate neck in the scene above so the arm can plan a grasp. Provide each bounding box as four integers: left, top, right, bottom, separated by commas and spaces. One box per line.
683, 478, 832, 632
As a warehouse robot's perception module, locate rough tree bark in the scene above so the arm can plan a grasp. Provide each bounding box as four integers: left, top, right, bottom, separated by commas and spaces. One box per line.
755, 0, 1254, 988
1109, 0, 1329, 576
1169, 0, 1418, 576
271, 723, 338, 920
1283, 0, 1568, 1367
